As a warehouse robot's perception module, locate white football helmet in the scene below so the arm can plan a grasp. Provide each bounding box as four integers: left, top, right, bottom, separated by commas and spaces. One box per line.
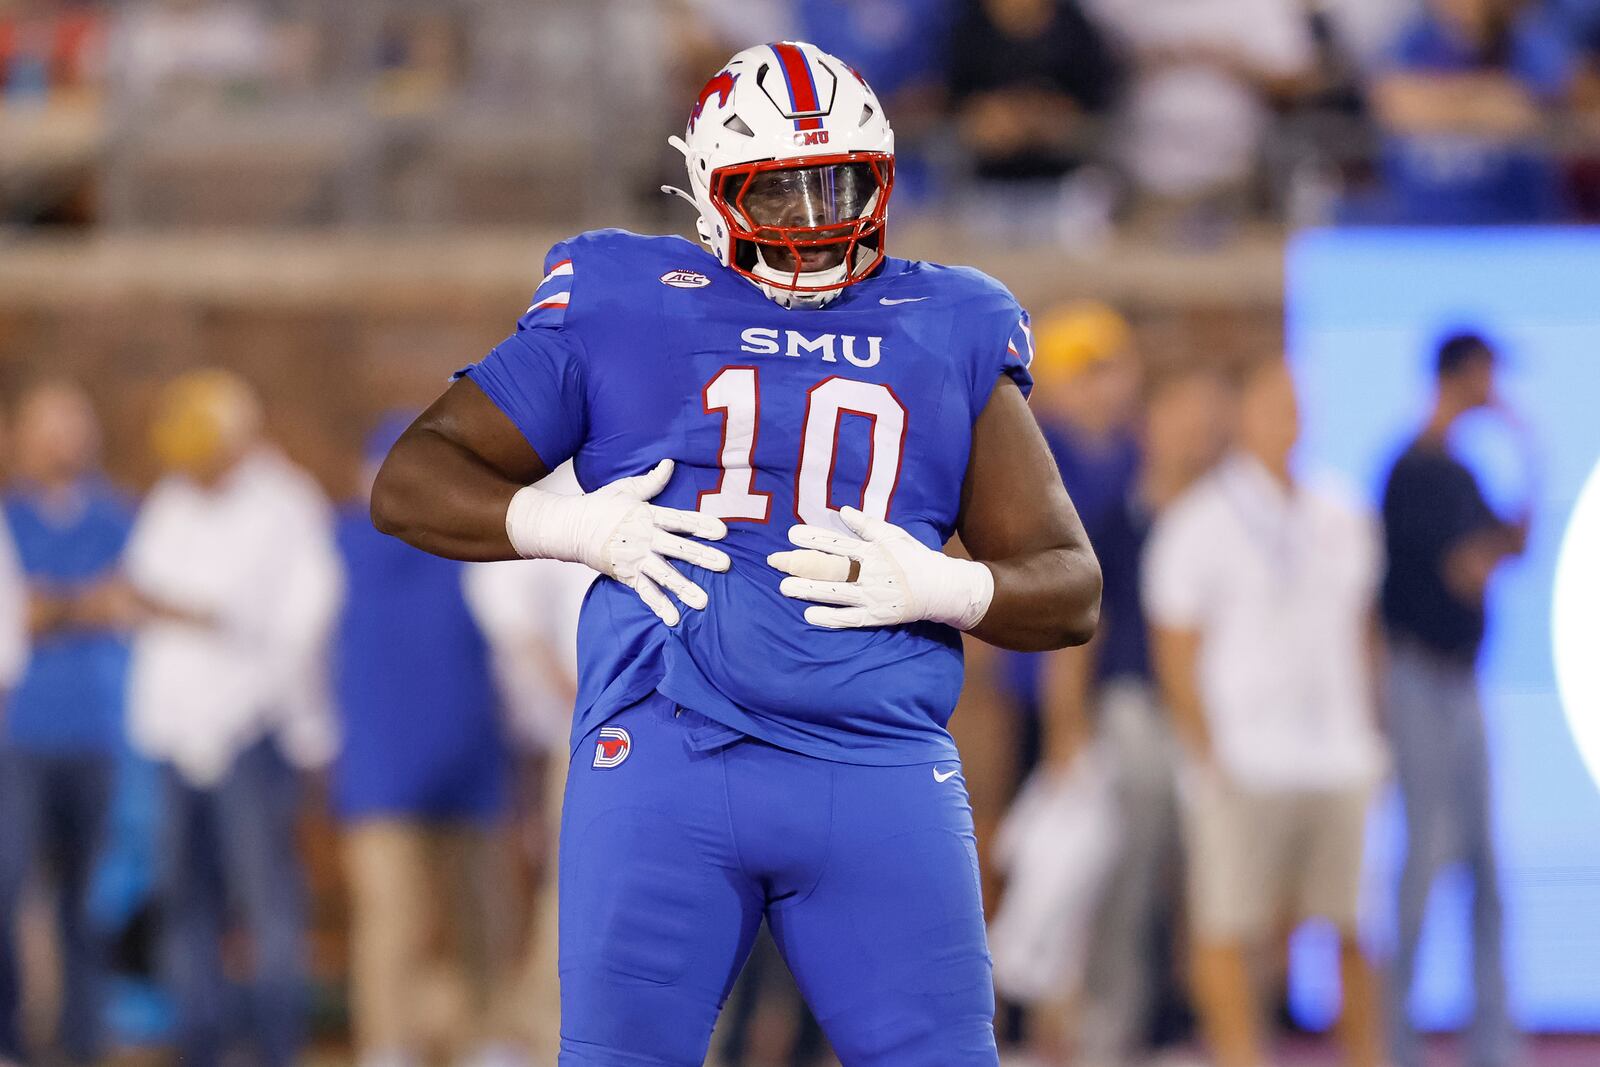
665, 41, 895, 310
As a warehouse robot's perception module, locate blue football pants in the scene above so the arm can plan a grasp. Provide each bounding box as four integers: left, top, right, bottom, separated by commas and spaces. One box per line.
557, 693, 999, 1066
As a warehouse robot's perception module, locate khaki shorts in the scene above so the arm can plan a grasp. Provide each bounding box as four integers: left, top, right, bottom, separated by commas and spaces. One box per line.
1183, 775, 1371, 943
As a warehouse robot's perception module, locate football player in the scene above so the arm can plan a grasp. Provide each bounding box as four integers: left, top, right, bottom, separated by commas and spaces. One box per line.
372, 42, 1101, 1067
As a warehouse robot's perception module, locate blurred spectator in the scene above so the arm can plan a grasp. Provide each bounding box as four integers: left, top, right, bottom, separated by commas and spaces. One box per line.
1370, 0, 1579, 223
111, 0, 274, 106
671, 0, 794, 102
991, 302, 1140, 1053
999, 303, 1141, 745
0, 438, 36, 1067
1318, 0, 1427, 69
0, 382, 131, 1066
1028, 303, 1143, 532
372, 8, 463, 110
1381, 333, 1528, 1067
1145, 360, 1385, 1067
0, 0, 106, 226
1556, 0, 1600, 42
1088, 0, 1312, 229
84, 748, 170, 1049
796, 0, 954, 105
1036, 364, 1230, 1066
1281, 0, 1421, 122
334, 414, 524, 1067
794, 0, 957, 204
461, 465, 591, 1066
1292, 0, 1423, 113
1551, 0, 1600, 217
1273, 0, 1414, 224
124, 369, 340, 1067
947, 0, 1122, 242
0, 0, 102, 102
681, 0, 795, 46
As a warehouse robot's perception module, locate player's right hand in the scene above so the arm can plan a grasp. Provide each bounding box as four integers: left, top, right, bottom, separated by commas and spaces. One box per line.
589, 461, 731, 626
505, 460, 730, 627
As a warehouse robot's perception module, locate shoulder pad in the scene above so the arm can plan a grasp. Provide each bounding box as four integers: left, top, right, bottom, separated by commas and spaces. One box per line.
518, 229, 709, 331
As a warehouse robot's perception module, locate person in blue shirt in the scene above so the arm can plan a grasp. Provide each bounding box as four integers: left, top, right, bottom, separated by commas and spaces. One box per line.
979, 301, 1138, 976
370, 41, 1100, 1067
795, 0, 954, 105
0, 381, 134, 1066
1373, 0, 1579, 223
333, 416, 518, 1067
997, 302, 1141, 755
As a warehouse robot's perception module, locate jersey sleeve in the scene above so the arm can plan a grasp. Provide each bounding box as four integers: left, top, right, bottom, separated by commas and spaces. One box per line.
455, 242, 589, 468
1002, 309, 1035, 399
517, 245, 576, 331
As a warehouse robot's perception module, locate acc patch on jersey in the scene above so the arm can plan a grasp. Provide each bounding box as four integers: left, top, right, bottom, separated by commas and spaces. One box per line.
593, 725, 632, 768
660, 269, 711, 289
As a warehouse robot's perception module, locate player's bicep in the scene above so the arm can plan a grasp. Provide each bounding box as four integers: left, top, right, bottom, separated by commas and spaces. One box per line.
407, 376, 551, 485
455, 323, 589, 470
956, 375, 1088, 562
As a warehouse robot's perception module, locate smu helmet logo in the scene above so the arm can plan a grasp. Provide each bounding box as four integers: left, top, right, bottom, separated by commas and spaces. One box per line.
689, 70, 738, 132
594, 726, 632, 768
794, 130, 830, 147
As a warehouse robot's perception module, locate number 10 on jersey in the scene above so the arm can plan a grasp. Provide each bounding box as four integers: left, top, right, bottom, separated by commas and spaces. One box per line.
698, 367, 907, 526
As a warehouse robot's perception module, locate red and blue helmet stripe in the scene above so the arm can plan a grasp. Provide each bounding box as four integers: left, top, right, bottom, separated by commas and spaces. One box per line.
769, 42, 824, 132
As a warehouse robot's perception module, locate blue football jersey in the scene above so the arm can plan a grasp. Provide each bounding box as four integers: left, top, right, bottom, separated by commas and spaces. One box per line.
463, 229, 1033, 765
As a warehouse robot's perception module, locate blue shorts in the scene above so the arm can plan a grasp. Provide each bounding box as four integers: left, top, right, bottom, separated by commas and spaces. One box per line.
558, 692, 999, 1066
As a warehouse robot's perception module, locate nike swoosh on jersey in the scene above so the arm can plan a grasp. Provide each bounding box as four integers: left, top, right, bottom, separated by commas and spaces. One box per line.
880, 296, 929, 305
933, 766, 959, 783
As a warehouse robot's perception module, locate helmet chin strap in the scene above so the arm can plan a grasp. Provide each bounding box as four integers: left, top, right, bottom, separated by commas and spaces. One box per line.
766, 286, 835, 310
751, 247, 848, 310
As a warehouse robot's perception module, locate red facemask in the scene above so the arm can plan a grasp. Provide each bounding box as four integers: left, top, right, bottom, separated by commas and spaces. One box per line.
710, 152, 895, 297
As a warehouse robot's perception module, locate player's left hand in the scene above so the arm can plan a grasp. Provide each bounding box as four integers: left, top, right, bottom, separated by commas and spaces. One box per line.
768, 506, 994, 632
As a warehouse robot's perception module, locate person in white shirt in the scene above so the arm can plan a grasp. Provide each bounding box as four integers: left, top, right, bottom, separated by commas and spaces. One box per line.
0, 487, 32, 1067
1087, 0, 1314, 213
463, 463, 592, 1066
463, 464, 590, 758
1143, 360, 1384, 1067
0, 533, 29, 692
124, 369, 340, 1067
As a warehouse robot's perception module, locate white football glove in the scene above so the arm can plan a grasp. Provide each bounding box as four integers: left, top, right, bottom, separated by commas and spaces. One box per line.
505, 460, 729, 626
768, 506, 994, 631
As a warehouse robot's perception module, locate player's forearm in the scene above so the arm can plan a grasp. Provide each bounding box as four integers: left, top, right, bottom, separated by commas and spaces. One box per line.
371, 426, 523, 561
967, 543, 1100, 653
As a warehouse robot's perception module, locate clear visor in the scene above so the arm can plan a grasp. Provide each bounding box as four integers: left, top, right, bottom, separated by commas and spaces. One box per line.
727, 162, 878, 231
